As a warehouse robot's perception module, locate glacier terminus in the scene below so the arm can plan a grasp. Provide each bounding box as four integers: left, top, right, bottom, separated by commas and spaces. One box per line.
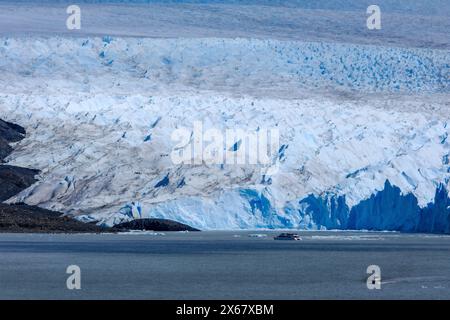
0, 1, 449, 232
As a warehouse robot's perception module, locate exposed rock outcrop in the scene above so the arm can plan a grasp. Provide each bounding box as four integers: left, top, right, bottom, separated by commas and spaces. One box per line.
0, 203, 113, 233
0, 165, 39, 202
0, 119, 25, 162
115, 218, 200, 232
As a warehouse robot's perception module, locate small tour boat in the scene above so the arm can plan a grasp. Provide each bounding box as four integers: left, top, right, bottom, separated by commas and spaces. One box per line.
274, 233, 302, 241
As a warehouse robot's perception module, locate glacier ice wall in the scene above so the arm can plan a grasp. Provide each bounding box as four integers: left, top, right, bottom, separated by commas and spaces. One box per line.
84, 181, 450, 232
0, 36, 449, 231
295, 181, 450, 233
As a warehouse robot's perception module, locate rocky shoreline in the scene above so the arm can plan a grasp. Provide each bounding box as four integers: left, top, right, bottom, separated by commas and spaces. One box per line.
0, 203, 114, 233
0, 118, 198, 233
115, 218, 200, 232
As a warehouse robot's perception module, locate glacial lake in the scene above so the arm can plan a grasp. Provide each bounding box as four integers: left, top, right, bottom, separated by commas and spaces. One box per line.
0, 231, 450, 299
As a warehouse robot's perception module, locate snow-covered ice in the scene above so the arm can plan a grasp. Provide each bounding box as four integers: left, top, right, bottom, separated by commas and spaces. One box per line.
0, 1, 449, 231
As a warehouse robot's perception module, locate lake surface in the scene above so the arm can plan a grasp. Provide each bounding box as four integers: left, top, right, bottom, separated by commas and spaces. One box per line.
0, 231, 450, 299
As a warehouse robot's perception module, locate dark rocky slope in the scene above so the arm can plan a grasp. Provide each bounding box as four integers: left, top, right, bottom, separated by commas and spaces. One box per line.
0, 119, 25, 144
0, 119, 25, 162
115, 218, 200, 232
0, 165, 39, 202
0, 203, 113, 233
0, 138, 13, 161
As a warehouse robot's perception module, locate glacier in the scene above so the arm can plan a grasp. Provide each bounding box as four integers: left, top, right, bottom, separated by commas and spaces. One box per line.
0, 1, 449, 231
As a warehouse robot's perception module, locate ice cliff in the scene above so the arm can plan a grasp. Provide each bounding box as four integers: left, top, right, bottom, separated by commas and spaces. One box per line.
0, 26, 449, 231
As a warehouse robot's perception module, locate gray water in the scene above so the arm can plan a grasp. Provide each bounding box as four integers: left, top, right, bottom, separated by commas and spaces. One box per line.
0, 231, 450, 299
